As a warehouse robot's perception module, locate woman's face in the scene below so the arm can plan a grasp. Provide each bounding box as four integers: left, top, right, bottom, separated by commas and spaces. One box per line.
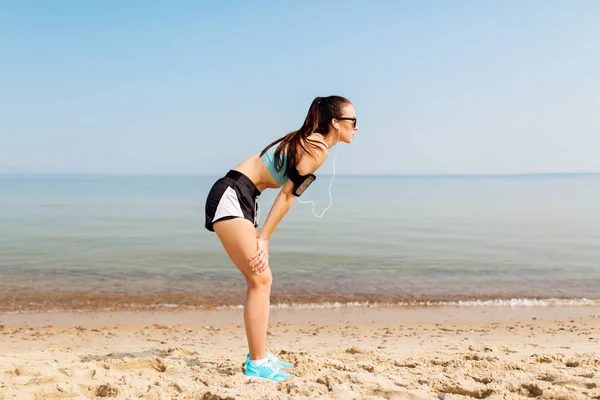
333, 103, 358, 144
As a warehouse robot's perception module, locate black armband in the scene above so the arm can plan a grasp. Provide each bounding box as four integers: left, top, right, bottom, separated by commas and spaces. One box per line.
288, 168, 316, 197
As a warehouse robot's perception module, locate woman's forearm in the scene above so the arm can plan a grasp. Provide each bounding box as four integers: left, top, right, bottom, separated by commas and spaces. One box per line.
258, 191, 295, 240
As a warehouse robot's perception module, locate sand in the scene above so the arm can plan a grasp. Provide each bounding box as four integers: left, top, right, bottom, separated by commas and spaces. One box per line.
0, 306, 599, 399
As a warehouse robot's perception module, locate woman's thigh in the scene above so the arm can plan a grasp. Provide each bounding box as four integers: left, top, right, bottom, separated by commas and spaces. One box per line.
213, 218, 271, 283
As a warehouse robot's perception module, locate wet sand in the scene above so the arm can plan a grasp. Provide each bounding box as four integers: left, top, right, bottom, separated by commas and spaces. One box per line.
1, 306, 599, 399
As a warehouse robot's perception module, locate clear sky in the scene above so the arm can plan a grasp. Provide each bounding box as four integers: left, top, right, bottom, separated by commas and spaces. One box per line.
1, 1, 599, 175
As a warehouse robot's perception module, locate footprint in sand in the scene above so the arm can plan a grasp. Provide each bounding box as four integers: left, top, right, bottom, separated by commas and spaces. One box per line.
156, 347, 198, 357
109, 358, 167, 372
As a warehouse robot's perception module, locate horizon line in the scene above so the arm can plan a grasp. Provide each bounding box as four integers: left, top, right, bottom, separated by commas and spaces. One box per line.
1, 171, 599, 178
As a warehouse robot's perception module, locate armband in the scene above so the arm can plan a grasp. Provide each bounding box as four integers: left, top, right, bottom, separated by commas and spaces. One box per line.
288, 168, 316, 197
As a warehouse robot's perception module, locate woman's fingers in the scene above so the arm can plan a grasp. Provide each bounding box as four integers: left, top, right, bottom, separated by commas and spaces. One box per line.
257, 261, 269, 274
249, 250, 260, 262
260, 255, 269, 272
256, 254, 267, 272
249, 238, 269, 272
255, 253, 269, 273
249, 250, 262, 267
250, 251, 265, 271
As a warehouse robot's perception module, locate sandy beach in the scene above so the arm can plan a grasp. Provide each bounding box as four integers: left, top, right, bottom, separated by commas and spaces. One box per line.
0, 306, 598, 399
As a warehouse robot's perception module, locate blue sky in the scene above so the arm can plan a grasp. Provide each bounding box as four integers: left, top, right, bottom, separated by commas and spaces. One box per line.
1, 1, 599, 175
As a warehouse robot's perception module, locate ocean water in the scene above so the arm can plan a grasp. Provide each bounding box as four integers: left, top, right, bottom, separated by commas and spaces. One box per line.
0, 173, 599, 312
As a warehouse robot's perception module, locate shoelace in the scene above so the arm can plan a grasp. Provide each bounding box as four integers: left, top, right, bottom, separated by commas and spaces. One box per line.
267, 358, 282, 374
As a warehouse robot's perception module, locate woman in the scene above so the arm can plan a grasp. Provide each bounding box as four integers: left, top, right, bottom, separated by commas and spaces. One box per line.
204, 95, 358, 382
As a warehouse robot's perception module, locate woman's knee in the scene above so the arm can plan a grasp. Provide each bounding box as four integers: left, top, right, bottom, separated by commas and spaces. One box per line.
246, 267, 272, 290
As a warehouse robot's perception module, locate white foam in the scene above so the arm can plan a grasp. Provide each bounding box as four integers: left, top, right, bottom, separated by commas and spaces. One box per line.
216, 297, 600, 310
432, 298, 599, 307
4, 297, 598, 314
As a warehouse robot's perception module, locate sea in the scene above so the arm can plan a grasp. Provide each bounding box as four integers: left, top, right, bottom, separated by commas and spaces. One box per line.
0, 173, 599, 312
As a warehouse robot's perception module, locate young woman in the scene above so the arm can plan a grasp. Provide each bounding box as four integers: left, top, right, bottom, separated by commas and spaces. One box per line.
204, 95, 358, 382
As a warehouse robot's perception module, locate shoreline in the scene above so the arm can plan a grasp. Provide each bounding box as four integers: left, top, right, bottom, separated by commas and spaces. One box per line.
1, 289, 598, 313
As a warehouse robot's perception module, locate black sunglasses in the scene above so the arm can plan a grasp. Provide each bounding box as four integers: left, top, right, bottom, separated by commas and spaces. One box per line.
334, 116, 357, 128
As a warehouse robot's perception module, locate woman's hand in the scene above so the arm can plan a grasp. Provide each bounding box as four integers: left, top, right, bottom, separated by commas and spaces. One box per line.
249, 236, 269, 273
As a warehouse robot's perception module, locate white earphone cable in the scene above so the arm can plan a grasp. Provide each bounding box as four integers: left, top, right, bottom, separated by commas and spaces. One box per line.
297, 127, 341, 217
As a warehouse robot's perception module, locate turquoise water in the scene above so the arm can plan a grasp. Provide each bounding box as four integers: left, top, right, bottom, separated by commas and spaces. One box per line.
0, 173, 599, 311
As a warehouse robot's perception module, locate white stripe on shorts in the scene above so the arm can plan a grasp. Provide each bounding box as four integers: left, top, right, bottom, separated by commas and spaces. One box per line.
212, 187, 244, 222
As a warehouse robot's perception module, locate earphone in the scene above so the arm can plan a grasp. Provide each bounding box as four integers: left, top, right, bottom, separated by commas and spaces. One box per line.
297, 126, 341, 217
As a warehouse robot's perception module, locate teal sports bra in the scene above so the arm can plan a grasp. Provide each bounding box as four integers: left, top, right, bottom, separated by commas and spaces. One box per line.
260, 134, 326, 187
260, 145, 289, 187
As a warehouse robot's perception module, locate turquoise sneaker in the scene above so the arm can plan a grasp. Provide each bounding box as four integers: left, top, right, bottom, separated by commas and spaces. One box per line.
245, 350, 295, 369
244, 358, 292, 382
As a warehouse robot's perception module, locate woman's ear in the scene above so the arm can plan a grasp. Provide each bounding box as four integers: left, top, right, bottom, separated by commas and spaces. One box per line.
331, 118, 340, 131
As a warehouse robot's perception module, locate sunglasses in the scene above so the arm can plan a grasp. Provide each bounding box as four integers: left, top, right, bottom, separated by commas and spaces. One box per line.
334, 116, 357, 128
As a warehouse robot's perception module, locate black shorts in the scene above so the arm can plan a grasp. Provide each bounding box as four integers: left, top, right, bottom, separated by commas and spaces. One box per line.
205, 170, 261, 232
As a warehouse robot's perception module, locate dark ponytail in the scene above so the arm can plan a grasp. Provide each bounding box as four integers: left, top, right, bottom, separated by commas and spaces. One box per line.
260, 95, 351, 177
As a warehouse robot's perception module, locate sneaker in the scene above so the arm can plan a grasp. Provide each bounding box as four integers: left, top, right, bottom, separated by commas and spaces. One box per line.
244, 358, 292, 382
245, 350, 295, 369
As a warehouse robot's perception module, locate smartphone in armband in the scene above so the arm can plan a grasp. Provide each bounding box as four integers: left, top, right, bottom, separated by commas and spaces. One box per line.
293, 174, 316, 196
289, 168, 316, 197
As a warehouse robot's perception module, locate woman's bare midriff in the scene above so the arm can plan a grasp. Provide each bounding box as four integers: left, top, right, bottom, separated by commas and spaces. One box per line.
233, 153, 281, 192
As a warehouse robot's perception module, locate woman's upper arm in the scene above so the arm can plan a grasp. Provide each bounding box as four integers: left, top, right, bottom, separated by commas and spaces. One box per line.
279, 147, 328, 198
295, 147, 328, 175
